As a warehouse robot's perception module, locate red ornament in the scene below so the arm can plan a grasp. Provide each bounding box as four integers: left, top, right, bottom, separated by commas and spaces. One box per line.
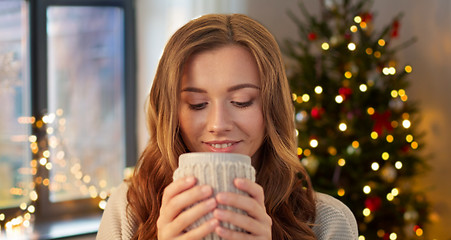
383, 233, 390, 240
365, 196, 382, 211
361, 12, 373, 23
308, 32, 317, 41
311, 107, 324, 120
401, 144, 410, 153
344, 33, 352, 40
371, 110, 393, 135
339, 87, 352, 100
391, 20, 400, 38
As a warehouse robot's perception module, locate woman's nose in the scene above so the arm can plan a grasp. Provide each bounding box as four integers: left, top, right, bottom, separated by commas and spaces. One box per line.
207, 103, 232, 134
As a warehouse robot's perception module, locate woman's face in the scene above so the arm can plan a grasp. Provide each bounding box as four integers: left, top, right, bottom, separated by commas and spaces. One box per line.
178, 45, 265, 161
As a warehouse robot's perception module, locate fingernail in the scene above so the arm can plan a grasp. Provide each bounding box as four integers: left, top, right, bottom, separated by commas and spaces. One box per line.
185, 176, 195, 184
206, 198, 216, 208
216, 193, 227, 202
235, 178, 244, 186
201, 185, 212, 194
210, 219, 219, 228
213, 209, 224, 217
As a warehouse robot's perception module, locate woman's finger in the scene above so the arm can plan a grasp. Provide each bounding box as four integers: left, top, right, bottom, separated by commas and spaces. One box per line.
171, 197, 217, 233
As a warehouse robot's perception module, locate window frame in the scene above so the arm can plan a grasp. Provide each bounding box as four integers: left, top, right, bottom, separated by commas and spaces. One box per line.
26, 0, 136, 223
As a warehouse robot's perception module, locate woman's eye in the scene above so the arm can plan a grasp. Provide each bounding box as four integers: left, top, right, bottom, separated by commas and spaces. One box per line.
232, 100, 253, 108
189, 103, 207, 110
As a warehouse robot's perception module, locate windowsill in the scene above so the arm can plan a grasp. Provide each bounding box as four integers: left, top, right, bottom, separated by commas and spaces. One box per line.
1, 214, 102, 240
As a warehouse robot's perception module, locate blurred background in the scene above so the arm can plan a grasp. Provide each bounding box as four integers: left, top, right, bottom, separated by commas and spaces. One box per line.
1, 0, 449, 239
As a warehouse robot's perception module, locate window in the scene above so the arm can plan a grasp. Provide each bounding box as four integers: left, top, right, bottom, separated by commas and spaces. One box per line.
0, 0, 32, 211
0, 0, 135, 238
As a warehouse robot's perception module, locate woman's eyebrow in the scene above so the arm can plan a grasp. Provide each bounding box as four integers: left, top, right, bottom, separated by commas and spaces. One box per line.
227, 83, 260, 92
181, 84, 260, 93
181, 87, 207, 93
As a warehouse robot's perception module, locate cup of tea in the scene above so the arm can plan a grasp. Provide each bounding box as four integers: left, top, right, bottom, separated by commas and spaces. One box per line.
173, 152, 256, 239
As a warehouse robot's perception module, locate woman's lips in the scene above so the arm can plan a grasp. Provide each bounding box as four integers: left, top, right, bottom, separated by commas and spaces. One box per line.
203, 141, 239, 152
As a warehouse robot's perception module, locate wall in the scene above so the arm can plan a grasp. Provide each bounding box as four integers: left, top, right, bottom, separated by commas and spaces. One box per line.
135, 1, 451, 238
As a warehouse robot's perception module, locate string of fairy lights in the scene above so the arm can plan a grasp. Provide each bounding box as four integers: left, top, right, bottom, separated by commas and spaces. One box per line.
0, 110, 114, 236
290, 13, 426, 240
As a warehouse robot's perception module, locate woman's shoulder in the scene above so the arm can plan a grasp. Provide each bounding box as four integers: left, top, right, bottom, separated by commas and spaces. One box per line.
97, 181, 137, 240
313, 192, 359, 240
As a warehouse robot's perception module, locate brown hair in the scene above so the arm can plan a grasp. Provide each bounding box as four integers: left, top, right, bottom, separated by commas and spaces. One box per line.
127, 14, 316, 239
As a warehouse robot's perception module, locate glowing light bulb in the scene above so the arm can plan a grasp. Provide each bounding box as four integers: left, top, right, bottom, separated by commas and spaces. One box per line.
350, 25, 358, 32
335, 95, 344, 103
339, 123, 347, 131
321, 42, 330, 50
402, 119, 411, 129
314, 86, 323, 94
386, 135, 394, 143
337, 188, 345, 196
405, 65, 412, 73
391, 188, 399, 196
387, 193, 394, 201
378, 39, 386, 46
348, 43, 356, 51
359, 84, 368, 92
99, 200, 107, 210
391, 90, 398, 98
344, 71, 352, 79
371, 162, 380, 171
371, 131, 378, 139
382, 152, 389, 160
354, 16, 362, 23
302, 94, 310, 102
363, 208, 371, 216
363, 185, 371, 194
309, 139, 319, 148
338, 158, 346, 166
395, 161, 403, 169
406, 134, 413, 142
360, 22, 367, 29
390, 232, 397, 240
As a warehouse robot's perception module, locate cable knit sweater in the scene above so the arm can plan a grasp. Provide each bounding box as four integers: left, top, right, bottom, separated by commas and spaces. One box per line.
96, 182, 358, 240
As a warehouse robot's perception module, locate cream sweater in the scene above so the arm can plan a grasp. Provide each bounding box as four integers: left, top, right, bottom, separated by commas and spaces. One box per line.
97, 182, 358, 240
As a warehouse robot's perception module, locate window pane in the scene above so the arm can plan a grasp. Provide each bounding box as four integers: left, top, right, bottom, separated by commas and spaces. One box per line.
46, 7, 126, 202
0, 2, 32, 209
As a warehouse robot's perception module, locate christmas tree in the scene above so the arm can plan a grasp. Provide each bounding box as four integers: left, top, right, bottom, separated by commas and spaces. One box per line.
284, 0, 431, 239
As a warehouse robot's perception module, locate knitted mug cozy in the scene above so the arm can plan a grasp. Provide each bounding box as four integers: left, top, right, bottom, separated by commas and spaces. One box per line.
173, 152, 256, 240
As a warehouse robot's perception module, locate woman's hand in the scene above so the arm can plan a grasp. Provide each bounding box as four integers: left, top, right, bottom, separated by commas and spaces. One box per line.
157, 176, 220, 240
213, 178, 272, 240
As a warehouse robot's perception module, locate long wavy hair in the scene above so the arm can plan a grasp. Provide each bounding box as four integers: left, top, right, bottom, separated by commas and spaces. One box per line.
127, 14, 316, 240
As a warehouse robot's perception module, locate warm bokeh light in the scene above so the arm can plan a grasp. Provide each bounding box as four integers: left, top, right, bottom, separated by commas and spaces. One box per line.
354, 16, 362, 23
371, 162, 380, 171
309, 139, 319, 148
395, 161, 403, 169
314, 86, 323, 94
359, 84, 367, 92
339, 123, 347, 131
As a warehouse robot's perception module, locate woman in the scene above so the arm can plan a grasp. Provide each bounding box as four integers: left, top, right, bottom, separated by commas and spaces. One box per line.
97, 14, 358, 240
